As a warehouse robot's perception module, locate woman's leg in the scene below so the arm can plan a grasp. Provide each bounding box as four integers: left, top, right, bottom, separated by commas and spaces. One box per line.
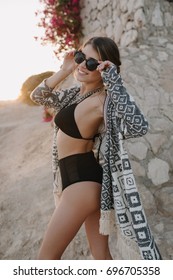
85, 210, 113, 260
38, 182, 101, 260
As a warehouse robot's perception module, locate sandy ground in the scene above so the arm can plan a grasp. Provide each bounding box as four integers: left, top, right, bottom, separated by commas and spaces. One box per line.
0, 100, 54, 259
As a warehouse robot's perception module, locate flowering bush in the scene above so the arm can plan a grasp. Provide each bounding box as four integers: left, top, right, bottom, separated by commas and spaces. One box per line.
35, 0, 82, 55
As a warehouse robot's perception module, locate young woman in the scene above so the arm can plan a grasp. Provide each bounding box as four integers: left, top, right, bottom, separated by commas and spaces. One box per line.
31, 36, 162, 260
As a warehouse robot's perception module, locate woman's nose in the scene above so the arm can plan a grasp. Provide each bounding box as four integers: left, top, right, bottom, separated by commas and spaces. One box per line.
80, 59, 87, 68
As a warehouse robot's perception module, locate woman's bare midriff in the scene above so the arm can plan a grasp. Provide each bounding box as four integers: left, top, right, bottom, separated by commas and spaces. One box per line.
57, 130, 94, 159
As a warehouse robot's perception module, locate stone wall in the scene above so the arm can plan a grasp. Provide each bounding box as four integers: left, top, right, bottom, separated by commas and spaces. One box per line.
120, 41, 173, 221
143, 0, 173, 39
80, 0, 173, 46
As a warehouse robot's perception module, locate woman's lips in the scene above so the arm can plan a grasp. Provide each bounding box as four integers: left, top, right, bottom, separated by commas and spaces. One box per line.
78, 68, 88, 75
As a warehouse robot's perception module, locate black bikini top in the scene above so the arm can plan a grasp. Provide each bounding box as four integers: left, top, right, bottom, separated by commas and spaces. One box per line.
54, 102, 98, 141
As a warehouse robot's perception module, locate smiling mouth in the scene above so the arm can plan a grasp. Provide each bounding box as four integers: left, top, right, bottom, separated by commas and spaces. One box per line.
78, 69, 88, 75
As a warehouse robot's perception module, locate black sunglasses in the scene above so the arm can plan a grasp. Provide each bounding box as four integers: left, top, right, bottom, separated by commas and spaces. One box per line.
74, 50, 99, 71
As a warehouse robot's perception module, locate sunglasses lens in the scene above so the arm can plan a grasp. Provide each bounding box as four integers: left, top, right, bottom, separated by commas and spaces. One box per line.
74, 51, 85, 64
86, 58, 99, 71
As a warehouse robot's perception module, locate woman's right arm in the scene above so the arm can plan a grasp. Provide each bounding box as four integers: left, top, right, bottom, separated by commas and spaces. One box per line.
98, 62, 148, 139
30, 51, 77, 109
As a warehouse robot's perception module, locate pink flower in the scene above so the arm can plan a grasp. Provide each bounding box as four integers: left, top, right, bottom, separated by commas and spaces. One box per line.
65, 35, 72, 45
57, 17, 64, 26
72, 7, 80, 13
50, 16, 58, 27
47, 0, 56, 5
35, 0, 82, 56
72, 0, 79, 4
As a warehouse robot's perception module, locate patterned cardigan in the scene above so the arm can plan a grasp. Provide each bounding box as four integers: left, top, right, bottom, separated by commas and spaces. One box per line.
31, 65, 162, 260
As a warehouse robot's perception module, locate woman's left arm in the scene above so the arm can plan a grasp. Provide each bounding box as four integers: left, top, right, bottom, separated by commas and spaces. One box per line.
99, 63, 148, 139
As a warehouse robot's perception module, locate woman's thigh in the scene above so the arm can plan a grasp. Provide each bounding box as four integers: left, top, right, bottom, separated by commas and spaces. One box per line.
38, 181, 101, 260
85, 210, 112, 260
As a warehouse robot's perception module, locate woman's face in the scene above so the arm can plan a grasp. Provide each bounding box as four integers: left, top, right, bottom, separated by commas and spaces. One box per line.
74, 44, 103, 85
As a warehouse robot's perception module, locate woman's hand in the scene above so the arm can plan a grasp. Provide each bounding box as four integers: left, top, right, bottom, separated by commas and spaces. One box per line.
97, 60, 113, 73
44, 51, 77, 89
61, 50, 77, 74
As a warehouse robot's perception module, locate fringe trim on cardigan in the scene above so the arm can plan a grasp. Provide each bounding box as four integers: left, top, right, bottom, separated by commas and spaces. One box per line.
100, 210, 141, 259
53, 169, 63, 207
99, 209, 116, 235
116, 227, 141, 260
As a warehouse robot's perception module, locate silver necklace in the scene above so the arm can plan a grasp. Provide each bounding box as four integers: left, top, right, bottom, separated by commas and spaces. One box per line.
77, 87, 104, 103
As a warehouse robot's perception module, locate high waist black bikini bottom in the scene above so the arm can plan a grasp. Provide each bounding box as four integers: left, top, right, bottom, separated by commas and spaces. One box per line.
59, 151, 103, 191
